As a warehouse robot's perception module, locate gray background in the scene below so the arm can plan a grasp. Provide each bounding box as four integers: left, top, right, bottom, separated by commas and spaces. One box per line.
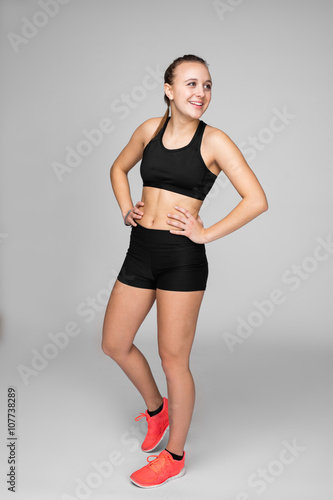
1, 0, 332, 499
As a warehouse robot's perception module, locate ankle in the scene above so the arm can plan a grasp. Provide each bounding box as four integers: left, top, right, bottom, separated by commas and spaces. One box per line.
147, 399, 164, 417
165, 448, 184, 461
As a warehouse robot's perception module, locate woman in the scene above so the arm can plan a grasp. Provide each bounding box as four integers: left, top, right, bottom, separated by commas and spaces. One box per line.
102, 54, 268, 488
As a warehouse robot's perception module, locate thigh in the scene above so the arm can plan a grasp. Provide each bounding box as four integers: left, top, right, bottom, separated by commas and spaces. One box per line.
156, 289, 205, 361
102, 280, 156, 355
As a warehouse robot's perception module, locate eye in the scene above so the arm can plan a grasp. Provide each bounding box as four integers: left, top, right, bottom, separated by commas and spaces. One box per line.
204, 83, 212, 90
187, 82, 196, 86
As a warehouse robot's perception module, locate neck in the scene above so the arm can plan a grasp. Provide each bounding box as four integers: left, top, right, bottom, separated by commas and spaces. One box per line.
166, 113, 200, 137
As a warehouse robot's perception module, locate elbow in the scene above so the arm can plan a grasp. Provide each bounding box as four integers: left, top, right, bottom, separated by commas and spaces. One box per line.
261, 198, 269, 213
256, 192, 269, 213
110, 162, 121, 181
110, 163, 119, 188
110, 161, 126, 177
263, 191, 269, 211
251, 196, 268, 215
244, 190, 268, 215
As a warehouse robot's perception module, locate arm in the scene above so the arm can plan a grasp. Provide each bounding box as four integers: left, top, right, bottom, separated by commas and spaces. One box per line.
110, 118, 159, 225
168, 128, 268, 243
202, 128, 268, 243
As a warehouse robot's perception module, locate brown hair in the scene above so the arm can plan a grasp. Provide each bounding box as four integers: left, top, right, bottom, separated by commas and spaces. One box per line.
150, 54, 209, 140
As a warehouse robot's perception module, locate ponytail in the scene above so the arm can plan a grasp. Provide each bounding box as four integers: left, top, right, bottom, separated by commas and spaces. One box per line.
150, 107, 169, 141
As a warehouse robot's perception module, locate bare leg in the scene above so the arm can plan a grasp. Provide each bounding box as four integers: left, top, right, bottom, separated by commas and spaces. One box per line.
102, 280, 163, 412
156, 289, 205, 456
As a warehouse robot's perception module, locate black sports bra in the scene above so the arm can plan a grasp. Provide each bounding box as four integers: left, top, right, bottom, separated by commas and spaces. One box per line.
140, 116, 217, 201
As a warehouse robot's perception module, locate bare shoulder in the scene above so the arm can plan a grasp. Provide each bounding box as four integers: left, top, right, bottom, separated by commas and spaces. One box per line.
202, 123, 246, 174
201, 125, 242, 175
142, 117, 164, 147
112, 117, 163, 173
203, 124, 236, 150
133, 117, 163, 148
204, 123, 244, 158
141, 116, 163, 130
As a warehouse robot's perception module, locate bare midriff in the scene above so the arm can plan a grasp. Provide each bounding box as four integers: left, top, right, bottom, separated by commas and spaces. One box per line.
137, 186, 203, 230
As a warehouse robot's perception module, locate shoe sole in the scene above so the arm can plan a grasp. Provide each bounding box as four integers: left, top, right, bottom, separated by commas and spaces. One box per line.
130, 467, 186, 488
141, 424, 169, 453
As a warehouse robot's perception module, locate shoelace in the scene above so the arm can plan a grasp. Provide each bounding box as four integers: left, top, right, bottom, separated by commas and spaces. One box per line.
146, 453, 170, 474
135, 412, 148, 422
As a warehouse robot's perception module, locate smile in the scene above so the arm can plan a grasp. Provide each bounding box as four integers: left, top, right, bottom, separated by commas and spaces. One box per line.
189, 101, 203, 107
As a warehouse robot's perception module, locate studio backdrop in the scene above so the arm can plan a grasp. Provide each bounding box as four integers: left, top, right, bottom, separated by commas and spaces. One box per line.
1, 1, 332, 499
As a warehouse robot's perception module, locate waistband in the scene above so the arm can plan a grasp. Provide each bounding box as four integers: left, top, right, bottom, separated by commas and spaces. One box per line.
131, 222, 204, 248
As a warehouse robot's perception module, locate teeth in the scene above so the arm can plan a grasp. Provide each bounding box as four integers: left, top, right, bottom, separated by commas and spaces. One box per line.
190, 102, 203, 106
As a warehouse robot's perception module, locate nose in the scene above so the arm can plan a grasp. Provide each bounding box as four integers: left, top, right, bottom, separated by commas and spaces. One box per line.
195, 85, 205, 98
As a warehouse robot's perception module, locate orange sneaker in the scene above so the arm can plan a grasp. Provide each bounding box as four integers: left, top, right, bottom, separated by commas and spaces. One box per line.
135, 397, 169, 452
130, 450, 186, 488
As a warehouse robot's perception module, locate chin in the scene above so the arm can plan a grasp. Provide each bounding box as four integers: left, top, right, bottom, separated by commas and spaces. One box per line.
188, 107, 205, 117
193, 109, 206, 119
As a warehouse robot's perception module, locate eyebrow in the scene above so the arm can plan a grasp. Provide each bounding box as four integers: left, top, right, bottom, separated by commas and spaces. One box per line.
184, 78, 213, 84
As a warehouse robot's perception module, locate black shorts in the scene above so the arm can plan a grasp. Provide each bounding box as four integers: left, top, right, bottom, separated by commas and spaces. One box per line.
117, 223, 208, 291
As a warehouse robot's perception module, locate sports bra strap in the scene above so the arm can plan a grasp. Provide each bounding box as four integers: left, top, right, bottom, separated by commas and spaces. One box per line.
192, 121, 206, 151
159, 117, 206, 150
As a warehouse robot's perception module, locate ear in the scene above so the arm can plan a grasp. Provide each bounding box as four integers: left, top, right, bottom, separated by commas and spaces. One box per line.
164, 83, 173, 101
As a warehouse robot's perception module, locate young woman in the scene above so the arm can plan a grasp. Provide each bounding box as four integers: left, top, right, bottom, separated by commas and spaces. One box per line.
102, 54, 268, 488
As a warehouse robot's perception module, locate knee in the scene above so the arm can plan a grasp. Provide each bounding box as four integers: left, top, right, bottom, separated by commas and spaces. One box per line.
159, 352, 189, 380
101, 339, 128, 361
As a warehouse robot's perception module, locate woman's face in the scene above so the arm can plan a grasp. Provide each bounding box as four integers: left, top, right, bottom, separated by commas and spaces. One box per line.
165, 62, 212, 119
